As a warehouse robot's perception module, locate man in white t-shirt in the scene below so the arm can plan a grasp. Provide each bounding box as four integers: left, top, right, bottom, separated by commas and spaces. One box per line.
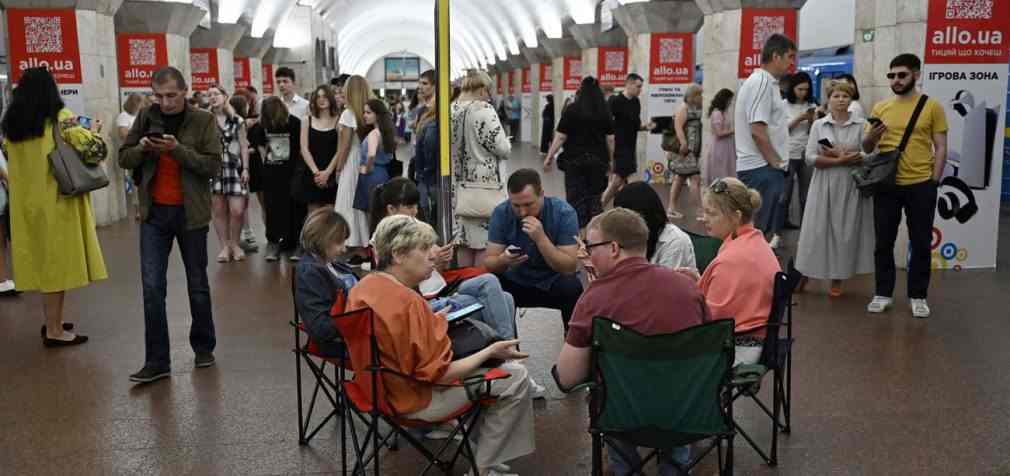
275, 66, 309, 120
734, 33, 797, 249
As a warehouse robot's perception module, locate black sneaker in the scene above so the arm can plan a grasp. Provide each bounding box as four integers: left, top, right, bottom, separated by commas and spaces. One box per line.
264, 243, 280, 262
195, 352, 216, 368
129, 366, 171, 383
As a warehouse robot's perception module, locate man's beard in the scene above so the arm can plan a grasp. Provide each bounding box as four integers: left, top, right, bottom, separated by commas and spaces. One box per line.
891, 81, 916, 95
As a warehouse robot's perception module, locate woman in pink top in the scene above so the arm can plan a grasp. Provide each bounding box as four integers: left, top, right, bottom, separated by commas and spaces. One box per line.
679, 177, 781, 366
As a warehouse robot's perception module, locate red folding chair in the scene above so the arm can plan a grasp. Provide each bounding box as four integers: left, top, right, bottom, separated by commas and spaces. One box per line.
291, 275, 350, 445
333, 305, 511, 476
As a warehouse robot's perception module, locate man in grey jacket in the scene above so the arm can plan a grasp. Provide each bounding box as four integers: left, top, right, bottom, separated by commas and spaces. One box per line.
119, 67, 223, 384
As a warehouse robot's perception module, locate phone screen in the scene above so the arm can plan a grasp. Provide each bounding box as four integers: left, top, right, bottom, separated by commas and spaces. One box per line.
506, 245, 522, 255
447, 303, 484, 323
77, 116, 92, 129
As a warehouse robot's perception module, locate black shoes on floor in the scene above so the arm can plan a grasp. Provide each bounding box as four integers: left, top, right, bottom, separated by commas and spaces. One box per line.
131, 353, 215, 384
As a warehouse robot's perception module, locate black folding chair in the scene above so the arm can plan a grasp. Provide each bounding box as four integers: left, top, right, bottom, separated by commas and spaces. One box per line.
726, 261, 802, 466
554, 318, 737, 476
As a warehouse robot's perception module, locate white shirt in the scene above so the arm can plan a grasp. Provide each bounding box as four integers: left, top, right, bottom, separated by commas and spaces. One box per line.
284, 94, 310, 120
650, 224, 697, 272
735, 68, 789, 172
783, 100, 814, 160
848, 100, 866, 121
115, 111, 136, 130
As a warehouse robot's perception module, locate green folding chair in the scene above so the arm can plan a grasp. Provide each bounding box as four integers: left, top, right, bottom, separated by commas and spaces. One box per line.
687, 230, 722, 274
555, 318, 736, 476
726, 261, 803, 467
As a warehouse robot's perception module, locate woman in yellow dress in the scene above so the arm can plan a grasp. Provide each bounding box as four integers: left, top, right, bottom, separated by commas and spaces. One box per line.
2, 67, 109, 347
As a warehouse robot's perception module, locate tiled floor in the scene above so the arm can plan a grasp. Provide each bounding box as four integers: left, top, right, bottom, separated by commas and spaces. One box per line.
2, 143, 1009, 475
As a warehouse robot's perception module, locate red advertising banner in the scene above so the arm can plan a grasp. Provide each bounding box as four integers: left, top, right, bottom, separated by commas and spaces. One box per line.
738, 8, 798, 78
540, 63, 553, 92
262, 64, 274, 94
563, 57, 581, 91
7, 8, 82, 84
598, 47, 628, 86
116, 33, 167, 88
925, 0, 1010, 64
234, 57, 251, 89
497, 74, 504, 95
190, 48, 219, 91
650, 32, 693, 84
522, 67, 531, 93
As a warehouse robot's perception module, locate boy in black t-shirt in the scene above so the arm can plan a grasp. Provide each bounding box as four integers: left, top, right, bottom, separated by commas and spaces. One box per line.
602, 74, 655, 206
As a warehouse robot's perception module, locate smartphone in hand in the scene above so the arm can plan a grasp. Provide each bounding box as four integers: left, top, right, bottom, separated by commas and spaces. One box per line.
818, 138, 834, 148
867, 117, 883, 127
506, 245, 523, 256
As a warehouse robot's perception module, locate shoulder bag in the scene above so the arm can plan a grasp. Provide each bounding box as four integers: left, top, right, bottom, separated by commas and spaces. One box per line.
660, 130, 680, 152
851, 95, 928, 197
448, 317, 503, 367
454, 102, 507, 219
48, 123, 109, 196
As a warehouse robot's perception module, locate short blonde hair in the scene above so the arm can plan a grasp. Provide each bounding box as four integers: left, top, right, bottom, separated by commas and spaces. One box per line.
300, 208, 350, 258
826, 80, 856, 99
373, 215, 437, 270
704, 177, 762, 223
685, 83, 703, 100
588, 208, 649, 254
460, 69, 492, 94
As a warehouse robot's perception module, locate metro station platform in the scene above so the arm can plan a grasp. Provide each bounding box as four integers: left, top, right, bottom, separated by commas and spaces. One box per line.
2, 144, 1008, 475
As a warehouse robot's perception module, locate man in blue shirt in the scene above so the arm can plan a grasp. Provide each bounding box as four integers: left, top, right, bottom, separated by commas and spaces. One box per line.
484, 169, 584, 330
508, 94, 522, 142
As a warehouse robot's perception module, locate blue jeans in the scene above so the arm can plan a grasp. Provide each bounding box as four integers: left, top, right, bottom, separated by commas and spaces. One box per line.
430, 274, 516, 339
141, 205, 216, 370
608, 439, 691, 476
738, 165, 786, 234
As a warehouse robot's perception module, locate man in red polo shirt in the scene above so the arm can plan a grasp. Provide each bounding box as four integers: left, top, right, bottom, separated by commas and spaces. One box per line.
555, 207, 709, 475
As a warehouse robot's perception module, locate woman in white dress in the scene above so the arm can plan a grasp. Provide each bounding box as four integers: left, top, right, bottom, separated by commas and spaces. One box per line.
332, 75, 374, 258
450, 70, 511, 267
796, 80, 875, 297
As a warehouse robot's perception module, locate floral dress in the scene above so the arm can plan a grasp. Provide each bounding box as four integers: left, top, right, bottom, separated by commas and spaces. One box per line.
450, 100, 511, 249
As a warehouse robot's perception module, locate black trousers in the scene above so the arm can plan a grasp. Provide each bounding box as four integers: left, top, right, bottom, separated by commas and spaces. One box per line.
873, 180, 938, 299
498, 272, 584, 332
262, 162, 307, 250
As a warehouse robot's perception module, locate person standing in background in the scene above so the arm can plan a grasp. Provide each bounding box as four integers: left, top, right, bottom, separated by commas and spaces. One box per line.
733, 33, 796, 250
119, 93, 147, 221
540, 94, 555, 156
276, 67, 309, 121
602, 74, 655, 207
332, 75, 375, 262
295, 85, 340, 213
508, 93, 522, 142
837, 74, 866, 121
781, 72, 817, 229
352, 99, 396, 221
206, 85, 250, 263
703, 88, 737, 186
667, 84, 705, 221
120, 67, 221, 381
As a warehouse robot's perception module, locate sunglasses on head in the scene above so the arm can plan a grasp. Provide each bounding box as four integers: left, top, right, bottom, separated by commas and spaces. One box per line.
886, 71, 911, 80
709, 179, 745, 211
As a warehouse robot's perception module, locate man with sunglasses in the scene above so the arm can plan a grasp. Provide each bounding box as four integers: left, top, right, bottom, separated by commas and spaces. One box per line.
556, 207, 708, 473
862, 53, 948, 319
734, 33, 797, 250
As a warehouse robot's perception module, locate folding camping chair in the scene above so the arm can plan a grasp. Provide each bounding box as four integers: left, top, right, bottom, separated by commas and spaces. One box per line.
554, 318, 737, 476
290, 275, 348, 445
686, 230, 722, 274
725, 262, 802, 466
333, 306, 512, 476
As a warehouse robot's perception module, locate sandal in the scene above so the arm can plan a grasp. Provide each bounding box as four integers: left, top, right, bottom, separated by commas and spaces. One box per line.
230, 246, 246, 262
829, 280, 842, 297
216, 249, 231, 263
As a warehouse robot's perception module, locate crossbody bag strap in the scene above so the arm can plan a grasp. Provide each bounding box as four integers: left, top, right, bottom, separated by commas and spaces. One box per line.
896, 94, 929, 153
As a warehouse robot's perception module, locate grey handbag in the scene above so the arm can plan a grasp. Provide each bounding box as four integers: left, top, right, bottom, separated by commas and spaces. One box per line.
851, 95, 928, 197
48, 123, 109, 196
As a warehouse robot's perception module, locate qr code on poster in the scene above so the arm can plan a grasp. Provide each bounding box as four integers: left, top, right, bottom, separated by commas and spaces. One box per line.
570, 60, 582, 77
945, 0, 993, 19
604, 51, 625, 72
658, 38, 684, 64
752, 16, 785, 50
234, 61, 244, 78
24, 16, 63, 54
191, 53, 210, 74
129, 39, 157, 66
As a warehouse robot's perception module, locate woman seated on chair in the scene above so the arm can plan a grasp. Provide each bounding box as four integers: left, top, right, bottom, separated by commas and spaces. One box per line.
369, 177, 517, 340
678, 178, 780, 367
348, 215, 535, 476
613, 182, 697, 272
294, 208, 359, 357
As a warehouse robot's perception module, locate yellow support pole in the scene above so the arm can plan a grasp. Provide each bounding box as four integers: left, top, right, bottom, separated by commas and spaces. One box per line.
435, 0, 452, 239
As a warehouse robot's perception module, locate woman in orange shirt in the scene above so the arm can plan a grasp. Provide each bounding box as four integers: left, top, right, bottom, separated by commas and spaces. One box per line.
679, 178, 780, 366
347, 215, 535, 476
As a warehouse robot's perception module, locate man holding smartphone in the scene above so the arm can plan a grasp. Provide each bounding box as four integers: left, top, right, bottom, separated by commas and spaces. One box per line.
484, 169, 583, 332
862, 53, 948, 319
119, 67, 223, 384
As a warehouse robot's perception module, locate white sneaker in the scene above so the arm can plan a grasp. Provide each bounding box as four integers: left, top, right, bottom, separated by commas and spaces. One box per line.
469, 469, 517, 476
0, 280, 14, 292
867, 296, 893, 313
910, 299, 931, 319
529, 377, 547, 400
768, 234, 782, 250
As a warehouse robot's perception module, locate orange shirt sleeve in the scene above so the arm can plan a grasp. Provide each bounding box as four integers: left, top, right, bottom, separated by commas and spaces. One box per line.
700, 260, 734, 322
405, 297, 453, 384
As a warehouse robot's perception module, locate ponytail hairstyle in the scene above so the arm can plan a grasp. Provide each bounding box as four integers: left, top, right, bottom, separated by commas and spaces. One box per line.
368, 177, 420, 236
704, 177, 763, 225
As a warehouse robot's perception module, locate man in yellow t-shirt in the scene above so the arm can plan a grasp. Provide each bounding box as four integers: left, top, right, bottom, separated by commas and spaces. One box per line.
862, 53, 948, 319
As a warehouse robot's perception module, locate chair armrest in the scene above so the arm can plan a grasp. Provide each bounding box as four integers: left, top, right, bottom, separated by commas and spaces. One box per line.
551, 365, 595, 394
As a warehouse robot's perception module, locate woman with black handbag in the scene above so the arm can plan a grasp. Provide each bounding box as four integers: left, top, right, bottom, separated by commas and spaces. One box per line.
543, 76, 615, 232
2, 67, 109, 346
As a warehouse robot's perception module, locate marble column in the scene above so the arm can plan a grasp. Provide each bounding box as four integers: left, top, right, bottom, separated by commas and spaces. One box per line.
190, 22, 247, 94
521, 45, 551, 151
614, 0, 704, 179
540, 29, 580, 124
853, 0, 928, 110
263, 47, 295, 96
236, 34, 273, 93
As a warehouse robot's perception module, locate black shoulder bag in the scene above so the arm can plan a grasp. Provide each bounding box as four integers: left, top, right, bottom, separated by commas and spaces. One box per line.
852, 95, 928, 197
